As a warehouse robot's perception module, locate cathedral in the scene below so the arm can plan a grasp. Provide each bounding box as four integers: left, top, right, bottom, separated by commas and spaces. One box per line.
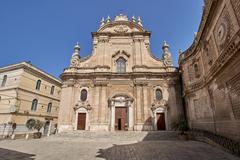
58, 14, 183, 132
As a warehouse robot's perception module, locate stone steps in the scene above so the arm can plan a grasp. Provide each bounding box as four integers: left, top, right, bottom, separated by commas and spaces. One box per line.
46, 131, 179, 141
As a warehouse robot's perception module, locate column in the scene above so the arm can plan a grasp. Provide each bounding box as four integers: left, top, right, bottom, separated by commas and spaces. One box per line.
143, 86, 148, 121
110, 101, 115, 131
97, 86, 101, 122
128, 101, 134, 131
101, 86, 107, 123
136, 86, 142, 123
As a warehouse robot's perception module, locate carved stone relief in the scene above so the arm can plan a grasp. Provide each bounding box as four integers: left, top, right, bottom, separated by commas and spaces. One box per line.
227, 73, 240, 119
114, 25, 129, 33
214, 6, 235, 52
230, 0, 240, 24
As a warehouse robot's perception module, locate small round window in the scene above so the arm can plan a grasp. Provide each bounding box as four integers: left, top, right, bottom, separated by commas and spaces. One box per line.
80, 89, 87, 101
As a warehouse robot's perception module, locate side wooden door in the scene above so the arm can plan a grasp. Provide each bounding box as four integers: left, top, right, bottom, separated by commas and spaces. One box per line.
77, 113, 86, 130
157, 113, 166, 130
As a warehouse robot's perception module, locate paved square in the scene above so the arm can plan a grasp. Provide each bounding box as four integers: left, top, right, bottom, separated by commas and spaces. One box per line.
0, 131, 239, 160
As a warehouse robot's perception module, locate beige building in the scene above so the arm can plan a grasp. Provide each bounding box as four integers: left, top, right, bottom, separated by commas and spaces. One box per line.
58, 14, 183, 132
179, 0, 240, 141
0, 62, 61, 136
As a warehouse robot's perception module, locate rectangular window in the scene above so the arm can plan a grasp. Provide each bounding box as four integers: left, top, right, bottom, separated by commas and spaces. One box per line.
50, 86, 55, 95
1, 75, 7, 87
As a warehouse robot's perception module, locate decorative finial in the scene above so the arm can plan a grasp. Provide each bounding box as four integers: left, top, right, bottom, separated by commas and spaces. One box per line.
132, 16, 136, 23
194, 32, 198, 42
162, 41, 169, 49
70, 42, 81, 67
73, 42, 80, 57
106, 15, 111, 23
137, 16, 143, 26
101, 17, 105, 26
162, 41, 173, 66
179, 49, 183, 55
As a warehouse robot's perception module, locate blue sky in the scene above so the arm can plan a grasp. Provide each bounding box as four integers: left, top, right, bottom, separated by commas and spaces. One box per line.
0, 0, 203, 78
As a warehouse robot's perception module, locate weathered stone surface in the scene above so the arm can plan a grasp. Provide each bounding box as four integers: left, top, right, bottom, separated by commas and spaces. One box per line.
179, 0, 240, 141
0, 131, 239, 160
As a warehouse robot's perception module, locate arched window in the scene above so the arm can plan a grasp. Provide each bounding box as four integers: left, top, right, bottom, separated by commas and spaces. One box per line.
50, 86, 55, 95
36, 80, 41, 90
1, 75, 7, 87
194, 63, 200, 78
47, 103, 52, 113
116, 57, 126, 73
156, 89, 163, 101
80, 89, 87, 101
194, 64, 199, 73
31, 99, 38, 111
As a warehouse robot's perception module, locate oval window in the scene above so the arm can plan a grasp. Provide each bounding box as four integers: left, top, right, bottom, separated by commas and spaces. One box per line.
156, 89, 163, 101
80, 89, 87, 101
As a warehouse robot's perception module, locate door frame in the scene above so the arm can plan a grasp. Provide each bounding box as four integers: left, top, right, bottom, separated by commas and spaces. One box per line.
75, 107, 89, 130
109, 95, 134, 131
115, 107, 128, 131
156, 113, 166, 130
153, 107, 168, 130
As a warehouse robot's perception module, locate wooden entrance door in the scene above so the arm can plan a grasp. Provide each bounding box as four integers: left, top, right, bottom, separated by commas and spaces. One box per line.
77, 113, 86, 130
115, 107, 128, 130
157, 113, 166, 130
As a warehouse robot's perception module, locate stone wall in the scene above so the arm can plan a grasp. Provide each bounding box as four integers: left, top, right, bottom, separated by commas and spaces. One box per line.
179, 0, 240, 141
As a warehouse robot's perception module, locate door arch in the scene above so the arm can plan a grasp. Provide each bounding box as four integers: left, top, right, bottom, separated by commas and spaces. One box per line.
109, 94, 134, 131
153, 107, 168, 130
74, 107, 89, 130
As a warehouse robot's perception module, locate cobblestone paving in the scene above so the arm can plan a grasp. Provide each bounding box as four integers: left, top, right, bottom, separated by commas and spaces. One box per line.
0, 131, 239, 160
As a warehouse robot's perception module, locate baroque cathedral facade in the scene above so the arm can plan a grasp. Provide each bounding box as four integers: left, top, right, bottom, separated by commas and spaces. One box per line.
58, 14, 183, 132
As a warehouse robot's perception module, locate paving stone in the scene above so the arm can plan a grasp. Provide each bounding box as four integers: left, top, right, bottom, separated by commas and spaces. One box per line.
0, 131, 239, 160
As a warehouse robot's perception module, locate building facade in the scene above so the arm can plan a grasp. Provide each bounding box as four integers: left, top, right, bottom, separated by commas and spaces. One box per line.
58, 14, 183, 132
179, 0, 240, 141
0, 62, 61, 136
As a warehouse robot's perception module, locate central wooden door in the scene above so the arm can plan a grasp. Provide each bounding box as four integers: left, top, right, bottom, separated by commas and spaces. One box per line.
115, 107, 128, 131
77, 113, 86, 130
157, 113, 166, 130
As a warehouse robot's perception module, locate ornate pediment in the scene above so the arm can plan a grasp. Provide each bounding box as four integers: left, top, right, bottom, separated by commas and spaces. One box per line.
114, 25, 129, 33
97, 14, 144, 33
112, 50, 130, 58
99, 24, 141, 33
151, 99, 168, 111
74, 101, 92, 111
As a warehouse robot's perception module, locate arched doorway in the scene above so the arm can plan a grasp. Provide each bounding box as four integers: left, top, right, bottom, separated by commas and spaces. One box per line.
74, 106, 91, 131
109, 95, 134, 131
152, 107, 168, 130
43, 121, 50, 135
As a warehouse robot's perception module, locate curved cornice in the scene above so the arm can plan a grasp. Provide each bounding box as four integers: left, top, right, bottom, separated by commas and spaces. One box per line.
179, 0, 219, 63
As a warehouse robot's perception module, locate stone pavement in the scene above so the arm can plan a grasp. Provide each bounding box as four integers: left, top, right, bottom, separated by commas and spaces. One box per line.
0, 131, 239, 160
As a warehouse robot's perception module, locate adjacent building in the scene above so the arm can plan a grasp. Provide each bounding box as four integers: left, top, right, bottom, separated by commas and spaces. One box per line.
179, 0, 240, 141
0, 62, 62, 136
58, 14, 183, 132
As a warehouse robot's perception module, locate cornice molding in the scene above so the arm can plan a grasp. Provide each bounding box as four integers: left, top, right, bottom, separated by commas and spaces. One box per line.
179, 0, 219, 63
184, 34, 240, 94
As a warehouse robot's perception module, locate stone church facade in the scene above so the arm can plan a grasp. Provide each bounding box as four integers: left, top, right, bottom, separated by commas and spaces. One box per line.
58, 14, 183, 132
179, 0, 240, 141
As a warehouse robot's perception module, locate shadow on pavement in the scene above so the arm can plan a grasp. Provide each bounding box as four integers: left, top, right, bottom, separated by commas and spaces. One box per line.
96, 131, 177, 160
0, 148, 35, 160
96, 131, 239, 160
